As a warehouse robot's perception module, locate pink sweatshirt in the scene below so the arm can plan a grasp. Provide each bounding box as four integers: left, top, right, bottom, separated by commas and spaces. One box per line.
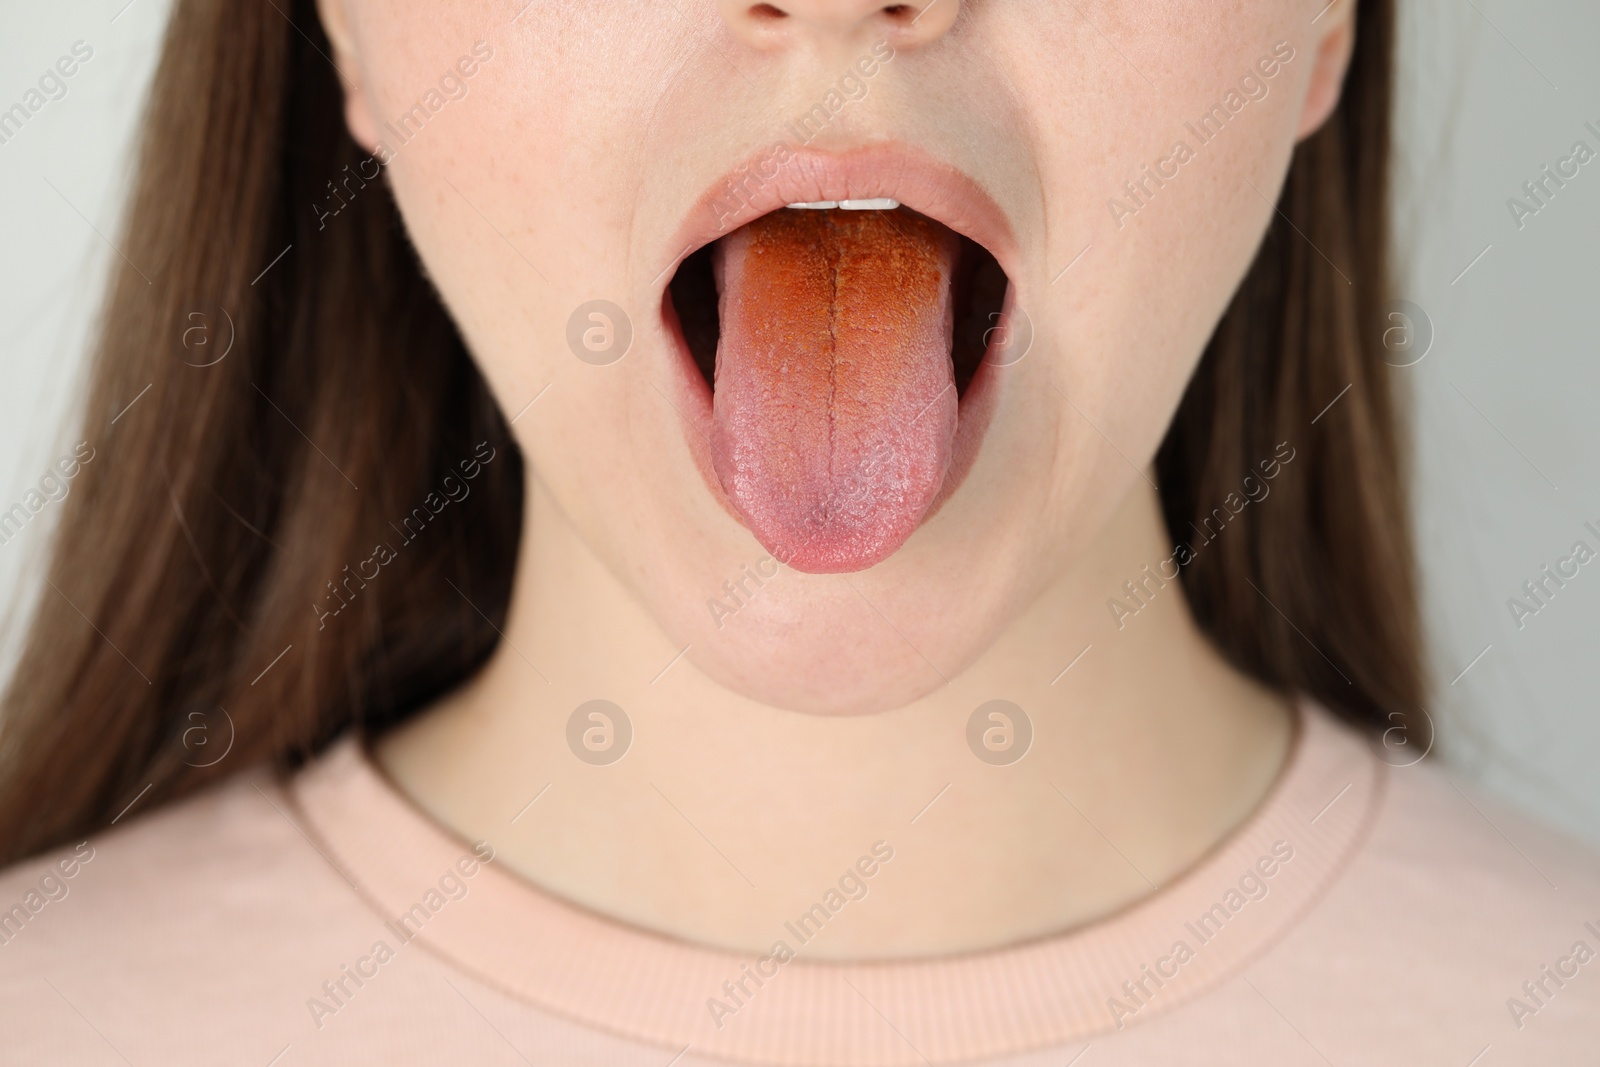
1, 702, 1596, 1064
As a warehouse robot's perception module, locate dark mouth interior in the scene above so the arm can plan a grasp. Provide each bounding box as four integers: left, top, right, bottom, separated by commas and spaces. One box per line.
667, 208, 1009, 399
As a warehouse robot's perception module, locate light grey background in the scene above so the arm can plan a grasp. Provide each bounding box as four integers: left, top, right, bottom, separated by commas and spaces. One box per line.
1, 2, 1597, 842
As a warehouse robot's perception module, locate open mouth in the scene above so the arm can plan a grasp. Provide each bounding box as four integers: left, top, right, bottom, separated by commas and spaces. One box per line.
661, 149, 1016, 574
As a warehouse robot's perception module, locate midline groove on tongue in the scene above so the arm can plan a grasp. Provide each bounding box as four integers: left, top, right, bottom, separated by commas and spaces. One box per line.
710, 208, 960, 573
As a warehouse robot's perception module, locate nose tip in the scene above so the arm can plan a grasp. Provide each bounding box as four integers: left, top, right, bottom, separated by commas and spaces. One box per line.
719, 0, 959, 51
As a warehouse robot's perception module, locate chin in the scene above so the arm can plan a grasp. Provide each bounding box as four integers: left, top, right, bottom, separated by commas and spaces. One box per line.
652, 562, 1001, 717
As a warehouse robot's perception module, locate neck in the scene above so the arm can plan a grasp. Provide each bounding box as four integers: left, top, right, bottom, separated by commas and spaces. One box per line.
377, 473, 1291, 959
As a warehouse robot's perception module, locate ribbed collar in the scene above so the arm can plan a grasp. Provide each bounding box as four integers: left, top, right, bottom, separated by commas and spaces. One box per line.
288, 701, 1381, 1065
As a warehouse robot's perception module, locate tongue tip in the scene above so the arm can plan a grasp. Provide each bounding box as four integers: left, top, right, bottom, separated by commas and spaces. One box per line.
717, 455, 951, 574
745, 518, 925, 575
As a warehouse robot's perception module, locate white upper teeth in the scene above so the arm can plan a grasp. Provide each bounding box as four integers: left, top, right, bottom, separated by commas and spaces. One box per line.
786, 198, 900, 210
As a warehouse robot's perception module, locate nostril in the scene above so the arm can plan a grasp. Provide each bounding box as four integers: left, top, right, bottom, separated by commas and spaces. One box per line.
723, 0, 959, 46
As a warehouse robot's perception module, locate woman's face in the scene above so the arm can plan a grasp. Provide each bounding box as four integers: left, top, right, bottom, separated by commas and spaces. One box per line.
318, 0, 1351, 714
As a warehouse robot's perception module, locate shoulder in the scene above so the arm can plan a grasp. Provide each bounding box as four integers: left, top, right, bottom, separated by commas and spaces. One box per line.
0, 763, 379, 1060
1363, 753, 1600, 901
0, 764, 338, 929
1, 764, 293, 894
1265, 744, 1600, 1053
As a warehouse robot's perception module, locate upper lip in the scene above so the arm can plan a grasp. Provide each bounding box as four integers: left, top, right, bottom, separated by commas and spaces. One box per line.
661, 141, 1021, 293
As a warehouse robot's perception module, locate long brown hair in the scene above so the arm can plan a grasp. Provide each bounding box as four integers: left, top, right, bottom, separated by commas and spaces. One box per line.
0, 0, 1420, 864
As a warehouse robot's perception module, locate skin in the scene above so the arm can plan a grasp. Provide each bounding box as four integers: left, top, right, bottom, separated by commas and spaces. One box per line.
315, 0, 1356, 957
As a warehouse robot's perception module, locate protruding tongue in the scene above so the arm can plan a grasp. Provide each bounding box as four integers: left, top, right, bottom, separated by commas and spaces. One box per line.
710, 208, 960, 573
